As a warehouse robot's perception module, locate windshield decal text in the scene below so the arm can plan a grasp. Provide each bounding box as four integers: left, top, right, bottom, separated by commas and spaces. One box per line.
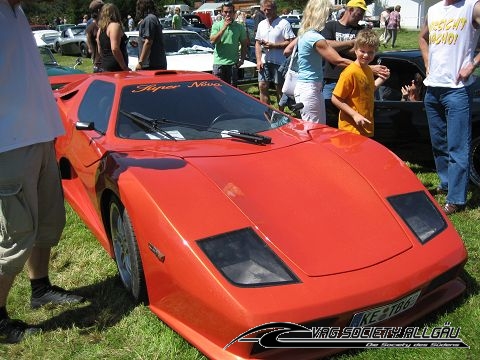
132, 84, 181, 93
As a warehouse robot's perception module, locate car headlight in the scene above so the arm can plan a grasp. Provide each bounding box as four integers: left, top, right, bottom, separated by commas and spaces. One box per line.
388, 191, 447, 244
197, 228, 299, 287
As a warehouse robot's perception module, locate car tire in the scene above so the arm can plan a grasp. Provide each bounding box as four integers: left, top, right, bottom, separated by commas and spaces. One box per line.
55, 43, 62, 54
80, 42, 89, 58
109, 196, 148, 303
470, 135, 480, 187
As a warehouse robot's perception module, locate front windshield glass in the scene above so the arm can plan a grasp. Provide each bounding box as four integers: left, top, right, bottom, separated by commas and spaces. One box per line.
39, 47, 57, 65
164, 33, 213, 54
127, 33, 213, 58
117, 79, 290, 140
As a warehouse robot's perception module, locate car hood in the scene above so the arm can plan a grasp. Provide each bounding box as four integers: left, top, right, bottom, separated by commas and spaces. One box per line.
46, 65, 84, 77
122, 128, 418, 276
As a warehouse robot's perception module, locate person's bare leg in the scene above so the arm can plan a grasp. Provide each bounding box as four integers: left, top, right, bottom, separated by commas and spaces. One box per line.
0, 274, 16, 308
275, 84, 284, 111
259, 81, 270, 105
26, 247, 50, 280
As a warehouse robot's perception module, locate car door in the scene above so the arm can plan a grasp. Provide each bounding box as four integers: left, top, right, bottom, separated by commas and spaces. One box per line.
68, 80, 115, 203
372, 56, 430, 148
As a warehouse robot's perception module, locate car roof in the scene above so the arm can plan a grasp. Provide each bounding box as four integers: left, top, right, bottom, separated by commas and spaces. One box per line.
378, 49, 422, 59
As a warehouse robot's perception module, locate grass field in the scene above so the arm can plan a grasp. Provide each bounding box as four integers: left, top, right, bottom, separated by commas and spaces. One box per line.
2, 30, 478, 359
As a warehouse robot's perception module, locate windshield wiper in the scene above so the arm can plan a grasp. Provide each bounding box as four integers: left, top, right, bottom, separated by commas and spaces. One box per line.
120, 111, 177, 141
158, 118, 272, 145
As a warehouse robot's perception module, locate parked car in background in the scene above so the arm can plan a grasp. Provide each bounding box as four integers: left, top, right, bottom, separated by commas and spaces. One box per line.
30, 24, 50, 31
126, 30, 256, 83
37, 45, 84, 89
54, 24, 88, 57
279, 14, 302, 35
55, 23, 76, 32
52, 69, 467, 360
325, 49, 480, 187
33, 29, 60, 51
160, 16, 209, 39
182, 14, 208, 29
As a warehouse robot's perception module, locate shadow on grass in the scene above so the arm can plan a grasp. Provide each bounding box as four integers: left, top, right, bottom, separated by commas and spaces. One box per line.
38, 274, 136, 332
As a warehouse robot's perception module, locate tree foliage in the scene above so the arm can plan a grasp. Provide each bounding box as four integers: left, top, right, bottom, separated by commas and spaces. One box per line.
24, 0, 377, 27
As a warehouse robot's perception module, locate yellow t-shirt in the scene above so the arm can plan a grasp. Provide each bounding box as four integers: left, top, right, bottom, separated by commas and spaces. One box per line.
333, 63, 375, 137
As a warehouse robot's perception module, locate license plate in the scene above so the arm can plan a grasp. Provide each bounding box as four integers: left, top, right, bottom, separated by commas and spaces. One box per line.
349, 291, 421, 327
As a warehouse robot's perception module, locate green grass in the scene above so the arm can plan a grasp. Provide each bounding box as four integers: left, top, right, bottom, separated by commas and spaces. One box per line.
7, 33, 475, 359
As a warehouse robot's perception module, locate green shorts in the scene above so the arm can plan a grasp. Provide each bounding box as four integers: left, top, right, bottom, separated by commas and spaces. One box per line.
0, 141, 65, 275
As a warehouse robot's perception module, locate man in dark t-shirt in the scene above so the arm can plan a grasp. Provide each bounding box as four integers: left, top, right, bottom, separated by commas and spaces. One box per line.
320, 0, 368, 99
135, 0, 167, 70
85, 0, 104, 72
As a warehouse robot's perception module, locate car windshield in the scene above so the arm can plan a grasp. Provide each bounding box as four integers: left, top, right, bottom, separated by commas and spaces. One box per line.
164, 33, 213, 54
116, 80, 290, 140
127, 33, 213, 57
39, 46, 57, 66
70, 27, 85, 36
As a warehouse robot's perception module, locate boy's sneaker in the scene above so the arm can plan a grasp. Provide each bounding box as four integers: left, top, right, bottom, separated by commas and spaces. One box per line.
0, 318, 41, 344
31, 285, 85, 309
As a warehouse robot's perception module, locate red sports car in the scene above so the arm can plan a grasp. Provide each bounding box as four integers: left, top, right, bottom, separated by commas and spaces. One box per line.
53, 70, 467, 359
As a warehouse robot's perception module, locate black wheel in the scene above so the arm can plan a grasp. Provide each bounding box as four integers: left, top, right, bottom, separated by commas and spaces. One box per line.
109, 196, 147, 303
470, 135, 480, 187
55, 42, 62, 54
80, 42, 89, 58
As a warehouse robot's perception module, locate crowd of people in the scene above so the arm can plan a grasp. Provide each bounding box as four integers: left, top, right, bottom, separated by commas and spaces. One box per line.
85, 0, 166, 73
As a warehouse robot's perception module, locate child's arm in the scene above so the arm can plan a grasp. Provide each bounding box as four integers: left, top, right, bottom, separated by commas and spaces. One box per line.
331, 94, 372, 126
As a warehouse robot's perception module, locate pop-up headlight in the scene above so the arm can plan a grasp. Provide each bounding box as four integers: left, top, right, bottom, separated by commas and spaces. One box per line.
388, 191, 447, 244
198, 228, 299, 287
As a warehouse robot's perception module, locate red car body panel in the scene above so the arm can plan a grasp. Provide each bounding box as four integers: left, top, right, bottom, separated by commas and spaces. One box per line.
52, 71, 467, 359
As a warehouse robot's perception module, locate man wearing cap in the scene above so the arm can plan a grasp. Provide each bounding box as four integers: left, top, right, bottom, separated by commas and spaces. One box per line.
86, 0, 104, 72
321, 0, 389, 99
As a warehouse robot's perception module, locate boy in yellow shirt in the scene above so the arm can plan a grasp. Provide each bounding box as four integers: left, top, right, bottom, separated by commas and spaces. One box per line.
332, 29, 389, 137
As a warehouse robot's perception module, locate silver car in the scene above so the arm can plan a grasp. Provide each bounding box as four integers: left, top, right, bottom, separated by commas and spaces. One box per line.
33, 30, 60, 51
54, 25, 88, 57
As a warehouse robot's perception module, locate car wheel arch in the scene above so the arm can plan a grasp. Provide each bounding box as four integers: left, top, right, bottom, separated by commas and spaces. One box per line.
80, 42, 89, 58
470, 133, 480, 187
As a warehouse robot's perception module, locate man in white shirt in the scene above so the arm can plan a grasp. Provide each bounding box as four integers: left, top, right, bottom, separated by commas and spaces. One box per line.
255, 0, 295, 109
0, 0, 85, 344
419, 0, 480, 214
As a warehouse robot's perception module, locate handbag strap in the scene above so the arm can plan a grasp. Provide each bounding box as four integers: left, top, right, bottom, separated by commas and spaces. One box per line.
288, 44, 297, 70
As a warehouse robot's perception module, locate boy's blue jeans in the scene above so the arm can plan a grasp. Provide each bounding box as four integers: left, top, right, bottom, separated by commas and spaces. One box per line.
424, 85, 473, 205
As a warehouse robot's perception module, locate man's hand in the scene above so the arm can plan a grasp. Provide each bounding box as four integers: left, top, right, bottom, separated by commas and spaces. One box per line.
223, 17, 233, 29
457, 62, 476, 84
370, 64, 390, 78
